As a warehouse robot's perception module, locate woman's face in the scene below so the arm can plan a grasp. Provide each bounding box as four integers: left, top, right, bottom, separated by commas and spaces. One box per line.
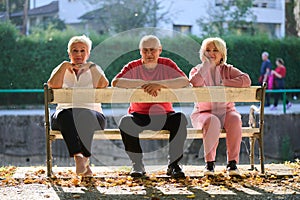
68, 42, 90, 64
204, 42, 223, 66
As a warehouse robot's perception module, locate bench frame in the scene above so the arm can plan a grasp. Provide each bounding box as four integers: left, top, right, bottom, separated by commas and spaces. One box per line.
44, 83, 267, 177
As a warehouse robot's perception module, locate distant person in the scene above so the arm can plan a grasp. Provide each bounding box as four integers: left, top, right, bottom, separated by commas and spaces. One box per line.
189, 37, 251, 176
48, 35, 109, 176
259, 51, 272, 106
111, 35, 189, 178
270, 58, 292, 110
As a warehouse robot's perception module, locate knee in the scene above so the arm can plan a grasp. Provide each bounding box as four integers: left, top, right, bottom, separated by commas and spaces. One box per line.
119, 115, 132, 128
173, 112, 188, 126
203, 115, 221, 130
226, 113, 242, 125
56, 110, 73, 122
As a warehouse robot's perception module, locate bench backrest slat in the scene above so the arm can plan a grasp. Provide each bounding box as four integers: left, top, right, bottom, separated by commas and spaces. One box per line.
48, 86, 261, 104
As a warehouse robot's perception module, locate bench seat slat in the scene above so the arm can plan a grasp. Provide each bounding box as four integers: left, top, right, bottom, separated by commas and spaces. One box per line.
50, 127, 260, 140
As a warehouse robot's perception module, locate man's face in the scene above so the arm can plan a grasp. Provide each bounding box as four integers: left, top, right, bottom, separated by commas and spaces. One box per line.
262, 54, 268, 61
140, 40, 162, 64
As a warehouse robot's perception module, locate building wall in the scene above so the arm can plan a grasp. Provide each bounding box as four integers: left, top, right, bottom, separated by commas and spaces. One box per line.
28, 0, 285, 37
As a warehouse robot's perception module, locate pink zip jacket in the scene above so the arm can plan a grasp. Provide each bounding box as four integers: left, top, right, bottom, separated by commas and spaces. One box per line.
189, 63, 251, 113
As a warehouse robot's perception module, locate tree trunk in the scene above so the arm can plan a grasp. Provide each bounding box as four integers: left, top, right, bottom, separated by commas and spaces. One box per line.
22, 0, 28, 35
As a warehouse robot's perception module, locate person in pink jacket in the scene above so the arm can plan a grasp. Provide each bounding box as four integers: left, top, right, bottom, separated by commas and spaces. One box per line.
189, 37, 251, 176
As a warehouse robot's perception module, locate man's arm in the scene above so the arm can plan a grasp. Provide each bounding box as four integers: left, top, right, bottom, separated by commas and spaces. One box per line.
111, 77, 147, 88
151, 77, 190, 89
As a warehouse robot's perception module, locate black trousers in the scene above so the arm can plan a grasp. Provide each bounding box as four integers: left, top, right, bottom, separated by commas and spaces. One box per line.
51, 108, 106, 157
273, 79, 289, 107
119, 112, 188, 166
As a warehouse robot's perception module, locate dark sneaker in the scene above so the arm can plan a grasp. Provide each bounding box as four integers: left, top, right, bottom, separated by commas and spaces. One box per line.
130, 162, 146, 178
226, 160, 240, 176
204, 161, 215, 176
167, 164, 185, 178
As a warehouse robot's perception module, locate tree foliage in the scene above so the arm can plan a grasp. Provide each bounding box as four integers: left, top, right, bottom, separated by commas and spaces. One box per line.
80, 0, 171, 33
197, 0, 256, 37
0, 0, 24, 13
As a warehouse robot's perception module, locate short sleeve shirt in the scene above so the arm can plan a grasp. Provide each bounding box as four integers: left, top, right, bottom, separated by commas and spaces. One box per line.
115, 57, 187, 114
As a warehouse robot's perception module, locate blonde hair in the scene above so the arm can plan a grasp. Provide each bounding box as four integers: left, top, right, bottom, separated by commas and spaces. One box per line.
199, 37, 227, 64
139, 35, 161, 49
67, 35, 92, 53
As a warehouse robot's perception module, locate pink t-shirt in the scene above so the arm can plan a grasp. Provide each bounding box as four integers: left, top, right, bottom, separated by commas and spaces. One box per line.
115, 57, 187, 114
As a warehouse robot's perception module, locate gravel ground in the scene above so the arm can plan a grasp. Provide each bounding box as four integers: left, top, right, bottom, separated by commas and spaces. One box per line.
1, 164, 300, 200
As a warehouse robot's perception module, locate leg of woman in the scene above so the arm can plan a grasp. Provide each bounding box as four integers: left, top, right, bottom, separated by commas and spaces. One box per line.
273, 93, 280, 107
51, 109, 83, 157
51, 108, 106, 175
223, 111, 242, 163
191, 112, 221, 162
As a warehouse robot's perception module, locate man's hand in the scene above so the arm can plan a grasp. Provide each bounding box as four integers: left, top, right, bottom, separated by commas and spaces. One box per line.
141, 83, 164, 97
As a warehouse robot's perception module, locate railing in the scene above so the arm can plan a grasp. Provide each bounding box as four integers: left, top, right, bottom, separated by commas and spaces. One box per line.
0, 89, 43, 93
266, 89, 300, 114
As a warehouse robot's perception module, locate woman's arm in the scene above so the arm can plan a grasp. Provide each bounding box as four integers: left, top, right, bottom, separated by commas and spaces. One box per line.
47, 61, 73, 88
88, 63, 109, 88
221, 65, 251, 87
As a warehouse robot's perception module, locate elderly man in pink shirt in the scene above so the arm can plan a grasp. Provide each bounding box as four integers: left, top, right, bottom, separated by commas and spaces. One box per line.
189, 37, 251, 176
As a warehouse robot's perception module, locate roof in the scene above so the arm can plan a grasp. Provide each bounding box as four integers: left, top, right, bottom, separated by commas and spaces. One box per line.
10, 1, 58, 17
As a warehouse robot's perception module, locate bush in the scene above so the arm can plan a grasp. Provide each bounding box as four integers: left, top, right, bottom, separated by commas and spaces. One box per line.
1, 22, 300, 105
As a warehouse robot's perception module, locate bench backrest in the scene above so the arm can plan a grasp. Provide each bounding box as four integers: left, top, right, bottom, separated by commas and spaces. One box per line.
44, 83, 267, 130
44, 85, 265, 104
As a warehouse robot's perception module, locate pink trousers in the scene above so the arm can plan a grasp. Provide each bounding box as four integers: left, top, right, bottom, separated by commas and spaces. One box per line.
191, 110, 242, 163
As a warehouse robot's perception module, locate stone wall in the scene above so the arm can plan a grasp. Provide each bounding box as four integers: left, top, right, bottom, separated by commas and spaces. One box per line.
0, 113, 299, 166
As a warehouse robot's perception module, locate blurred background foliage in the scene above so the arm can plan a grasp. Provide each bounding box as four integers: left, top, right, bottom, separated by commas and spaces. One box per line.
1, 21, 300, 105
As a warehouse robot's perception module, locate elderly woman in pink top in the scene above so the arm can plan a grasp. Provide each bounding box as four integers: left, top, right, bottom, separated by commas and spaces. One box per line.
189, 37, 251, 176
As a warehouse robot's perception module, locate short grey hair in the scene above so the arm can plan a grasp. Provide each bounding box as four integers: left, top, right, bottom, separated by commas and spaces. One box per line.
139, 35, 161, 49
67, 35, 92, 53
262, 51, 269, 57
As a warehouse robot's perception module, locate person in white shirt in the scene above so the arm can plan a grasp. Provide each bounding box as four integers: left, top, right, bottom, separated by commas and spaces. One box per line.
48, 35, 109, 177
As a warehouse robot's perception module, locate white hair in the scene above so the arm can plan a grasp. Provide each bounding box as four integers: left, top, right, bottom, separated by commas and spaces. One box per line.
67, 35, 92, 53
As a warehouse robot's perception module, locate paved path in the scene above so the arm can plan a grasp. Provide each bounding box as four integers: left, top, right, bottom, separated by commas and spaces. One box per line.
1, 164, 300, 200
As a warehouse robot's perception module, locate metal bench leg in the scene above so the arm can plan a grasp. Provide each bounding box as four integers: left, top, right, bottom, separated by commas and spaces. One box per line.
46, 136, 53, 177
249, 136, 256, 170
258, 137, 265, 174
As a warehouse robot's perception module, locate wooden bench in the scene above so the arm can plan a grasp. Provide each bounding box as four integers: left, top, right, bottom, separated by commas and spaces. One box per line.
44, 83, 267, 177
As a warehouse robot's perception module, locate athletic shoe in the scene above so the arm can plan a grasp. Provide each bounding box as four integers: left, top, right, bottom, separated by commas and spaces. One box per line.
204, 161, 215, 176
226, 160, 240, 176
130, 162, 146, 177
167, 164, 185, 178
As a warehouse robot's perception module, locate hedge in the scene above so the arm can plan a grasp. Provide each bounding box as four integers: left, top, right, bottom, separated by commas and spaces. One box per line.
1, 22, 300, 105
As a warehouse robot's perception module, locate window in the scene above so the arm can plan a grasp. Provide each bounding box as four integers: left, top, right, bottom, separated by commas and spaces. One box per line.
252, 0, 277, 9
215, 0, 235, 6
173, 24, 192, 34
